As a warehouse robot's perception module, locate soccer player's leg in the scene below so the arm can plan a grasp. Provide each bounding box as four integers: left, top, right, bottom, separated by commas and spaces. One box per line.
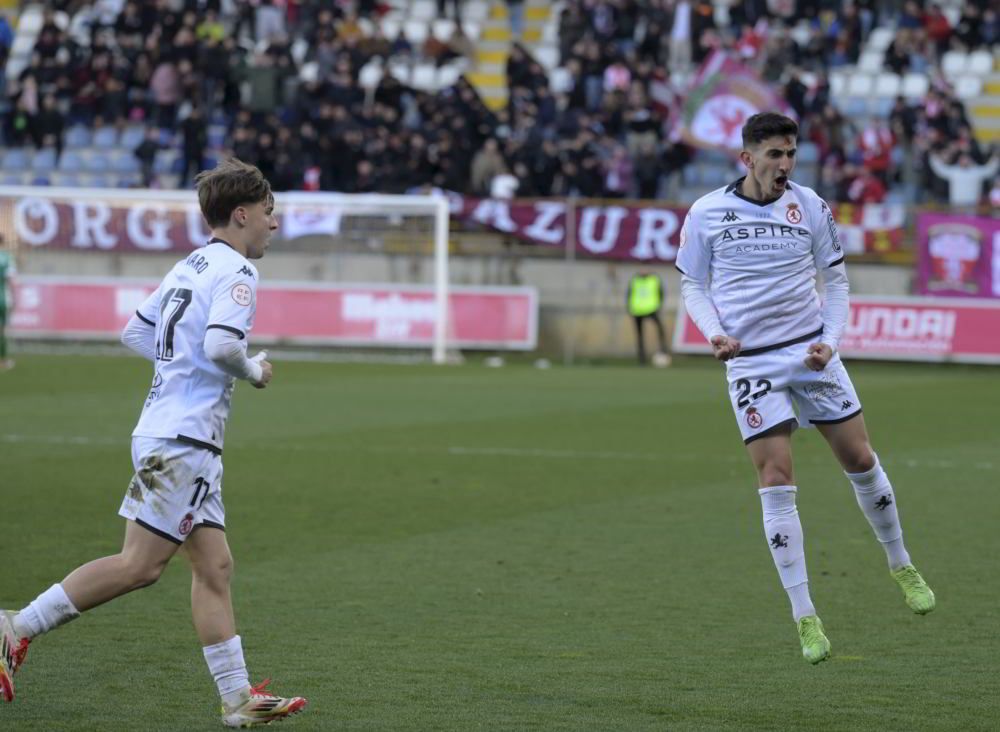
183, 476, 308, 726
797, 358, 935, 615
728, 354, 829, 663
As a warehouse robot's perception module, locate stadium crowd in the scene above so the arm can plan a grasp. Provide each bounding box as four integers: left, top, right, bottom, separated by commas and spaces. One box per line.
0, 0, 997, 207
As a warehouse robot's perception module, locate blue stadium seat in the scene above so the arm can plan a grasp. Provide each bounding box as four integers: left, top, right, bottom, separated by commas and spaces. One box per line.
92, 126, 119, 149
86, 152, 111, 173
2, 148, 32, 169
58, 150, 86, 172
0, 172, 27, 186
65, 125, 92, 149
682, 165, 701, 186
120, 125, 147, 150
90, 174, 113, 188
31, 148, 58, 173
154, 150, 180, 174
798, 142, 819, 164
111, 151, 140, 174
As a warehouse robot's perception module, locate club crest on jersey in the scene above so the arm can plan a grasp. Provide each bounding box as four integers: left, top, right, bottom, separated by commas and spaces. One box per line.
785, 203, 802, 224
231, 283, 252, 306
746, 407, 763, 429
179, 513, 194, 536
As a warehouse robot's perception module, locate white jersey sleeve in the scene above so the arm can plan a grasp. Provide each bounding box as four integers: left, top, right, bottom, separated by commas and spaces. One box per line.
807, 194, 846, 270
675, 205, 712, 282
207, 265, 258, 340
135, 283, 163, 327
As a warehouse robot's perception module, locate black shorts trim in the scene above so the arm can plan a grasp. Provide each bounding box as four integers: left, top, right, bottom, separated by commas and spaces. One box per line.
206, 324, 245, 339
135, 310, 155, 326
744, 417, 798, 445
192, 520, 226, 533
176, 434, 223, 455
674, 264, 687, 276
810, 408, 863, 425
738, 328, 824, 358
134, 518, 183, 545
828, 256, 845, 268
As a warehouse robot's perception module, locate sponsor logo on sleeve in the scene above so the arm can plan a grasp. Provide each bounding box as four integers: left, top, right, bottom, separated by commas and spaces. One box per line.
231, 283, 253, 306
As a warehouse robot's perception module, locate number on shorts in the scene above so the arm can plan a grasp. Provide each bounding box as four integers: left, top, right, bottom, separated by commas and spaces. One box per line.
736, 378, 773, 408
155, 287, 193, 361
189, 476, 210, 508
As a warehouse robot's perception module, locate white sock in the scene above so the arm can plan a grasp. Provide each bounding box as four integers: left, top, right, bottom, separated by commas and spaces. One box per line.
204, 635, 251, 711
846, 456, 911, 570
759, 486, 816, 622
17, 584, 81, 639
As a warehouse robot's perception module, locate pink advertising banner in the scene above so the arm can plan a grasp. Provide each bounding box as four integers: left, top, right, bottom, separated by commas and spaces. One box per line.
10, 277, 538, 350
916, 212, 1000, 299
673, 295, 1000, 364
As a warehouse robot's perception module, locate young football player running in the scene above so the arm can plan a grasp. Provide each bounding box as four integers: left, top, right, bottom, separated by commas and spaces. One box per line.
1, 159, 308, 726
676, 113, 934, 664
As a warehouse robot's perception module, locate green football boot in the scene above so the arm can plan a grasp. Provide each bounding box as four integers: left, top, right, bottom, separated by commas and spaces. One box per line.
891, 565, 936, 615
797, 615, 831, 665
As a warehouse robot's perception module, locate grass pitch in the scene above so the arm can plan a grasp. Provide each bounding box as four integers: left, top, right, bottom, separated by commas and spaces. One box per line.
1, 354, 997, 731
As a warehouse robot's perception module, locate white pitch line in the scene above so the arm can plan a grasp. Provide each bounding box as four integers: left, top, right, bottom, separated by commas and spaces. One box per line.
2, 434, 994, 472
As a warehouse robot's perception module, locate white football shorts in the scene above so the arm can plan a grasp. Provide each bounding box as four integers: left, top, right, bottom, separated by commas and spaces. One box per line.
724, 340, 862, 444
119, 436, 226, 543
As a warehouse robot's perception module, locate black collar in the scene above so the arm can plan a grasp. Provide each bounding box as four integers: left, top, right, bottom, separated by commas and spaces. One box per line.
727, 176, 788, 207
208, 237, 235, 250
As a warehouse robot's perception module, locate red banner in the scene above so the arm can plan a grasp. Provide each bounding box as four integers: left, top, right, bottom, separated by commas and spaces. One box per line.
10, 277, 538, 350
916, 212, 1000, 298
1, 188, 905, 261
673, 295, 1000, 364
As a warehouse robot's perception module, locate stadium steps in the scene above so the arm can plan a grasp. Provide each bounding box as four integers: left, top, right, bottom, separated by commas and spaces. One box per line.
467, 1, 553, 111
971, 72, 1000, 144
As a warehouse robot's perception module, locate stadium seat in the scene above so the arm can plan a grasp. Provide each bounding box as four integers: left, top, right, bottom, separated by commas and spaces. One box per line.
432, 18, 456, 42
941, 50, 967, 78
534, 46, 559, 71
111, 151, 140, 174
403, 20, 429, 45
968, 50, 993, 76
410, 0, 436, 21
844, 97, 869, 118
857, 52, 883, 74
381, 17, 402, 40
682, 165, 701, 186
359, 61, 384, 89
49, 172, 80, 187
120, 125, 146, 150
463, 0, 490, 23
92, 126, 119, 149
89, 174, 112, 188
86, 152, 111, 173
0, 172, 27, 186
846, 73, 873, 97
58, 150, 86, 172
411, 63, 436, 90
874, 72, 901, 98
954, 76, 982, 99
436, 64, 463, 89
65, 125, 92, 149
868, 27, 893, 51
901, 72, 929, 100
154, 149, 179, 174
829, 70, 847, 98
31, 148, 58, 173
462, 21, 481, 41
550, 66, 573, 94
2, 147, 31, 170
388, 61, 411, 84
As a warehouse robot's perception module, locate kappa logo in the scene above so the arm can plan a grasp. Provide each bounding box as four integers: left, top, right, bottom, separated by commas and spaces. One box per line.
770, 532, 789, 549
841, 400, 853, 410
237, 265, 255, 279
722, 210, 741, 223
874, 495, 893, 511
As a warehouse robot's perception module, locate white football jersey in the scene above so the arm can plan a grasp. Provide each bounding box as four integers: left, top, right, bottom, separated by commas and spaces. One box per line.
676, 177, 844, 352
131, 240, 259, 453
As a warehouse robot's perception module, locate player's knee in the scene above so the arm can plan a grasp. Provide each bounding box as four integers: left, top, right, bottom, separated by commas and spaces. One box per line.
758, 465, 794, 487
122, 554, 169, 590
193, 553, 234, 588
843, 446, 876, 474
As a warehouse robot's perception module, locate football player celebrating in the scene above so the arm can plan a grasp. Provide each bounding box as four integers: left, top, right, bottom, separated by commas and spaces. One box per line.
676, 113, 935, 664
